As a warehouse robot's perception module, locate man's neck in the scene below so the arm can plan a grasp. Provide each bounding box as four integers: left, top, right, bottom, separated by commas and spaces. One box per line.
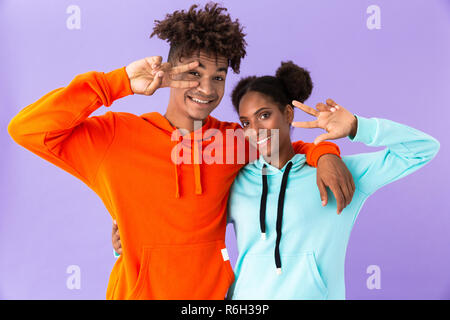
164, 107, 206, 133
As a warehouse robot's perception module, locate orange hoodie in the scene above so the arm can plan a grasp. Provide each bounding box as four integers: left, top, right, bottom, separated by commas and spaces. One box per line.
8, 67, 341, 300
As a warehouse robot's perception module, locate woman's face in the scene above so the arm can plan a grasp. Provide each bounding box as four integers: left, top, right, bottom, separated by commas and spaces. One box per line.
238, 91, 293, 158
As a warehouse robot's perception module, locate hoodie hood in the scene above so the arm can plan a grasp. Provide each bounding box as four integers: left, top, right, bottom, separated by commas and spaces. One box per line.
140, 112, 220, 198
246, 153, 307, 176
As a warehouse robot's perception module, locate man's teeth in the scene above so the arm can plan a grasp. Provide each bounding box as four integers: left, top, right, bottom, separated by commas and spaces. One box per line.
190, 97, 210, 104
257, 136, 271, 144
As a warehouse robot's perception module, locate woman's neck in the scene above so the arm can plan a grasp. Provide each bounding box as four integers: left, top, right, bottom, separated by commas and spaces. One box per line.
264, 141, 295, 169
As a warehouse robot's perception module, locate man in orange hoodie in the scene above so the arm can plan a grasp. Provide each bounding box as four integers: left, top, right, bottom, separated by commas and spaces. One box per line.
8, 3, 354, 299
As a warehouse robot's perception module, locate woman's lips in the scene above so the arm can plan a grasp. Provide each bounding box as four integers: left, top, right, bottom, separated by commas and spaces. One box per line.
257, 136, 271, 145
248, 135, 271, 150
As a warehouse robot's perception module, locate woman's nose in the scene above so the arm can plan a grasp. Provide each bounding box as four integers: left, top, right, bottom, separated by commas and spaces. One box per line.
248, 123, 267, 140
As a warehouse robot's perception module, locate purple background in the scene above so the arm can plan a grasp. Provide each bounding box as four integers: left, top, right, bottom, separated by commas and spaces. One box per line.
1, 0, 449, 299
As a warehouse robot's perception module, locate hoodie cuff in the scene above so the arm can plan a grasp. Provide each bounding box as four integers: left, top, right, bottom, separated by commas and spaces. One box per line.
104, 67, 134, 105
348, 115, 378, 145
308, 141, 341, 167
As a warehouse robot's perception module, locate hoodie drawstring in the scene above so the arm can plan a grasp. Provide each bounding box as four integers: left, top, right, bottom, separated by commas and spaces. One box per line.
259, 164, 268, 240
193, 140, 203, 195
173, 140, 203, 198
174, 149, 180, 198
259, 161, 293, 275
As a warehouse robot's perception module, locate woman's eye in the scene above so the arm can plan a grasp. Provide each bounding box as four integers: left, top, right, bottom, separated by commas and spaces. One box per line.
260, 112, 270, 119
214, 76, 224, 81
241, 121, 249, 127
189, 71, 200, 77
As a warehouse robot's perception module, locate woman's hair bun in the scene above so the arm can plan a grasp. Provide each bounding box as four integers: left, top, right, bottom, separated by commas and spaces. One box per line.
275, 61, 313, 103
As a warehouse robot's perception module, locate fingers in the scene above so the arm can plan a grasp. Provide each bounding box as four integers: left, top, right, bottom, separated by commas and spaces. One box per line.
291, 120, 319, 129
317, 178, 328, 207
340, 178, 353, 209
112, 220, 118, 235
144, 56, 163, 71
151, 62, 171, 75
315, 103, 332, 112
168, 79, 200, 89
114, 243, 122, 255
323, 179, 345, 214
292, 99, 340, 117
152, 60, 199, 76
329, 184, 345, 215
346, 171, 356, 206
326, 98, 338, 107
331, 178, 356, 214
112, 221, 120, 240
171, 60, 200, 74
326, 98, 341, 112
350, 173, 356, 197
114, 239, 122, 255
112, 221, 122, 254
292, 100, 319, 117
150, 56, 163, 69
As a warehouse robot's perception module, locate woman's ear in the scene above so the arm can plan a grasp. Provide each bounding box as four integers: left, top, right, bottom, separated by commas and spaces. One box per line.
285, 104, 294, 124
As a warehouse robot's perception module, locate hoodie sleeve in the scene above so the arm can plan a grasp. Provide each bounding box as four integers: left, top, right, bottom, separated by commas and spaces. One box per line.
343, 115, 440, 196
292, 140, 341, 167
7, 67, 134, 186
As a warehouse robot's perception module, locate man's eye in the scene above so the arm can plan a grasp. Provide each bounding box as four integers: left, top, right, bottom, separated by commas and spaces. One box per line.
214, 76, 224, 81
189, 71, 200, 77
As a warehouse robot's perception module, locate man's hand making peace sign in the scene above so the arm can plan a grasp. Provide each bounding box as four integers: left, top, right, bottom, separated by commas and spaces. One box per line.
125, 56, 200, 96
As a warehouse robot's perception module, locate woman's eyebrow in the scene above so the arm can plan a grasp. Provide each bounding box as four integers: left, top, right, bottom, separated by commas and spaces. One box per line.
253, 107, 270, 115
239, 107, 270, 120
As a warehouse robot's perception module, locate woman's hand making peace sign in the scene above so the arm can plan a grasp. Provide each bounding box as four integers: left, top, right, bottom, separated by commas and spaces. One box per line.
292, 98, 358, 145
291, 98, 357, 214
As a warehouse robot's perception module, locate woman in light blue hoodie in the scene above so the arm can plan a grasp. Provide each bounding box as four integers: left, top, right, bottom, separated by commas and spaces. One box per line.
226, 61, 440, 300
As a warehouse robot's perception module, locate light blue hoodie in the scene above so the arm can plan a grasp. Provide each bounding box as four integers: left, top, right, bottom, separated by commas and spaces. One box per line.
227, 115, 439, 300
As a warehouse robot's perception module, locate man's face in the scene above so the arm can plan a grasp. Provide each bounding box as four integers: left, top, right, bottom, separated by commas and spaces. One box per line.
169, 51, 228, 121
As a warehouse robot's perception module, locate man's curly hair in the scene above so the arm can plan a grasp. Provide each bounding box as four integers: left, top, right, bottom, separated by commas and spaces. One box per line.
150, 2, 247, 73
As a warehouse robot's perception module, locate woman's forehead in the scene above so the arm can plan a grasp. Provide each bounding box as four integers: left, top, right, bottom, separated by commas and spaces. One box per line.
240, 92, 276, 114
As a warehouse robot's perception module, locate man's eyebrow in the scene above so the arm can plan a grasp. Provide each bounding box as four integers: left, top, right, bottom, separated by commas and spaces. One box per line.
196, 62, 228, 73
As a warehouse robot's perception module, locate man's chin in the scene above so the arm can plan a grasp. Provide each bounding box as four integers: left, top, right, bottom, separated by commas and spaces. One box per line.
187, 107, 215, 122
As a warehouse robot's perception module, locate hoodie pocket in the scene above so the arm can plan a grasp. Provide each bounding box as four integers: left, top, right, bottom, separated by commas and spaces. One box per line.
127, 240, 234, 300
232, 252, 328, 300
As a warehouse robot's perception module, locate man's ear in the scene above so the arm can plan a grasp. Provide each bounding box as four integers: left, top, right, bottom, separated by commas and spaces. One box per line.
285, 104, 294, 124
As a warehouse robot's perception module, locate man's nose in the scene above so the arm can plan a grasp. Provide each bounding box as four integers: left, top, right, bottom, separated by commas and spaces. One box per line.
197, 78, 214, 96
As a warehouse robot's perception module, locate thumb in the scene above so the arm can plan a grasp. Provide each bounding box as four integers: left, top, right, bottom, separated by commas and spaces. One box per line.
145, 71, 164, 95
314, 132, 334, 145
